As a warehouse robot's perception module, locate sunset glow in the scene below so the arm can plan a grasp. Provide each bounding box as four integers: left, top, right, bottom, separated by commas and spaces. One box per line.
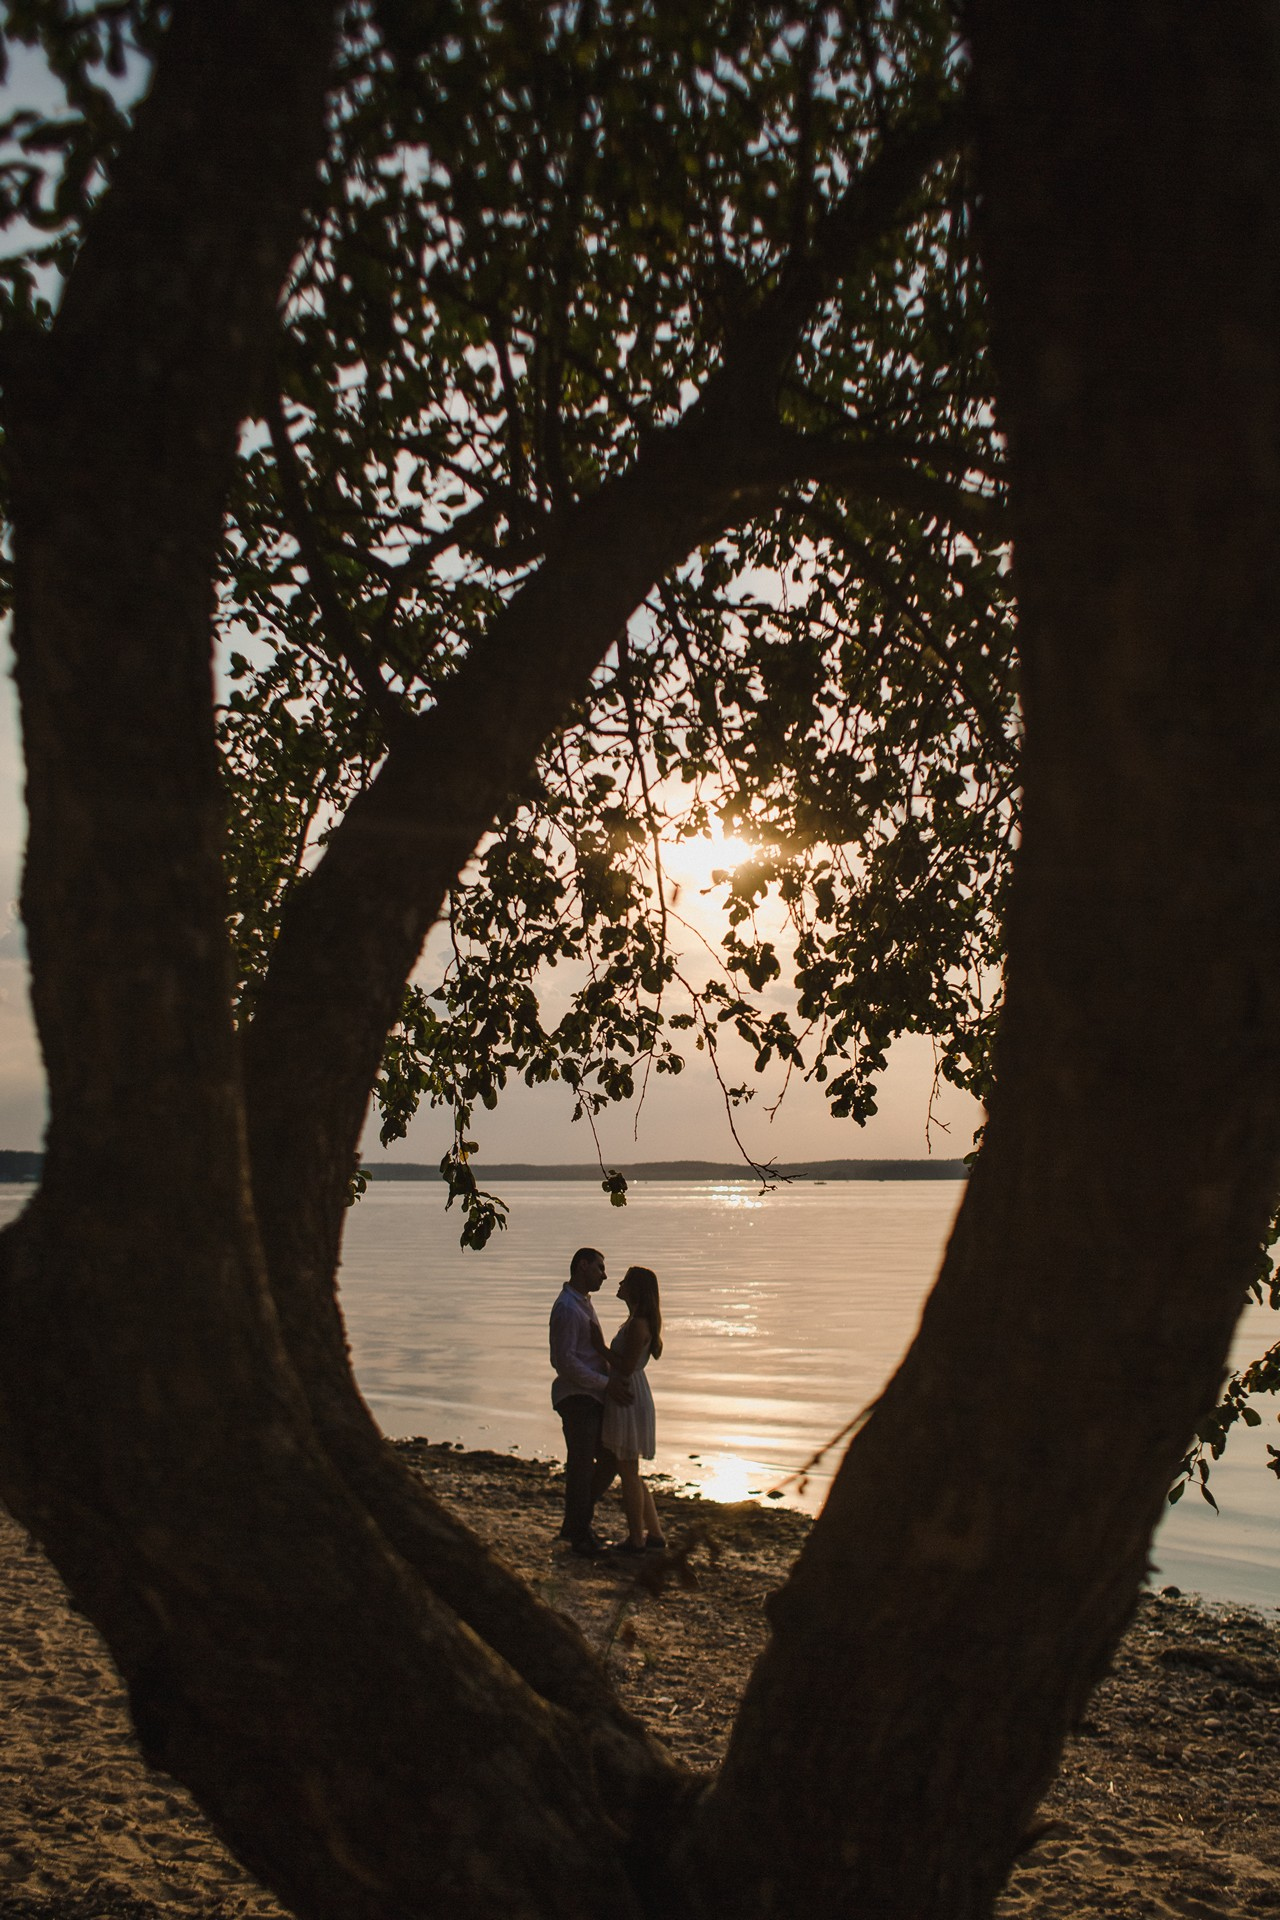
663, 832, 754, 896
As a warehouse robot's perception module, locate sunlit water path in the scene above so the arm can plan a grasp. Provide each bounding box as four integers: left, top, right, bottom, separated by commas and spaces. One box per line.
2, 1179, 1276, 1608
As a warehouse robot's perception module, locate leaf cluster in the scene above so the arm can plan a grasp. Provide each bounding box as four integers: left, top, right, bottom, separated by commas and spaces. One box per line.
1169, 1201, 1280, 1508
206, 0, 1016, 1250
0, 2, 163, 309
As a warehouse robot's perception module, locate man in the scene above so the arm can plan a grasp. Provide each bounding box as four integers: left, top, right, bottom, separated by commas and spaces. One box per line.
549, 1245, 629, 1555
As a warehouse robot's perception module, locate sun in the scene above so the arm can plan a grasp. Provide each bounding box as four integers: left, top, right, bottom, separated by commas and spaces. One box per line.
663, 831, 754, 894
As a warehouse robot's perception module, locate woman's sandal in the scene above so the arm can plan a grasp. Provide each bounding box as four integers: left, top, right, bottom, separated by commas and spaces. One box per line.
644, 1534, 667, 1552
611, 1539, 648, 1556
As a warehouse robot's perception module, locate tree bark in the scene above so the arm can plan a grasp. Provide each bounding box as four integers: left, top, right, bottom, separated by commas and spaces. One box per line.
686, 6, 1280, 1916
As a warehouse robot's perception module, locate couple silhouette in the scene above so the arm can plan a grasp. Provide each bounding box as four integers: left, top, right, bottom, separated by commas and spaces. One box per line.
548, 1246, 665, 1557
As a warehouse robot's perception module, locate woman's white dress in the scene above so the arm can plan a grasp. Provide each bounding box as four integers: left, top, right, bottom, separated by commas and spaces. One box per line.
602, 1327, 656, 1460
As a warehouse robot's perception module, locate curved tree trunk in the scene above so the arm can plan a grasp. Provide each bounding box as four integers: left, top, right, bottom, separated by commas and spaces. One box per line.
0, 4, 675, 1913
687, 5, 1280, 1915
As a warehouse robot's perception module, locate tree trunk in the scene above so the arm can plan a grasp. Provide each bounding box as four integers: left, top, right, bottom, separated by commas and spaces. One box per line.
0, 5, 674, 1913
686, 6, 1280, 1915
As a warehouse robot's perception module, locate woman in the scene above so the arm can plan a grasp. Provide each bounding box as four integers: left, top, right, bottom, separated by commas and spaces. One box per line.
602, 1264, 666, 1554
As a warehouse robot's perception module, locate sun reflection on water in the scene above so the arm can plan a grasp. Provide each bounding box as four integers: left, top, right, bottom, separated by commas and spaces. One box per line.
674, 1316, 759, 1338
690, 1452, 772, 1505
708, 1184, 766, 1209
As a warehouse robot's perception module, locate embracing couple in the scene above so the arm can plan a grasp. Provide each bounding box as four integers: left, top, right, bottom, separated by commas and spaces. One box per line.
548, 1246, 666, 1559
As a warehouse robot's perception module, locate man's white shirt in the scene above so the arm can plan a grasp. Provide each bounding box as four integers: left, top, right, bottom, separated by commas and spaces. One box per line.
549, 1284, 610, 1406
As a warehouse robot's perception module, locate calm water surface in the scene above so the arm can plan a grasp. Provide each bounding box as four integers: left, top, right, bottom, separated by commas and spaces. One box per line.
337, 1179, 1280, 1609
2, 1179, 1276, 1608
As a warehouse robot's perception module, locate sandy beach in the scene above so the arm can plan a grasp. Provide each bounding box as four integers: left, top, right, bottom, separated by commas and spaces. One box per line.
0, 1442, 1277, 1917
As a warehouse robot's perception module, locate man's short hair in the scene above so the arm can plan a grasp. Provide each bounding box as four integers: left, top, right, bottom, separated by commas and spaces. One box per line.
570, 1246, 602, 1281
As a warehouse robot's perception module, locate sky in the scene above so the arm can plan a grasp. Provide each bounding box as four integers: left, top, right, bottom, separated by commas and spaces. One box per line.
0, 639, 38, 1152
382, 1029, 982, 1169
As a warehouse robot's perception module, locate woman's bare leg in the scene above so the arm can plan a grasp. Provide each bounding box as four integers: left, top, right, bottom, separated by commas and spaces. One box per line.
618, 1458, 646, 1544
641, 1482, 663, 1544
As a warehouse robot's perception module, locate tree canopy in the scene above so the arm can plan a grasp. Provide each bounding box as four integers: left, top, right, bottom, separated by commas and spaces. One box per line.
224, 0, 1017, 1236
4, 0, 1019, 1232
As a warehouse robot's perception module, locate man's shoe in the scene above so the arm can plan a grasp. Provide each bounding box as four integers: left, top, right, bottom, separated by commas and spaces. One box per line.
570, 1533, 607, 1557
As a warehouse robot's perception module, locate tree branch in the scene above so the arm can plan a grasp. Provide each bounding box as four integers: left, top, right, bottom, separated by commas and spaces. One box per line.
265, 385, 415, 744
264, 385, 416, 729
715, 96, 968, 406
369, 488, 544, 636
740, 425, 1004, 537
236, 110, 985, 1754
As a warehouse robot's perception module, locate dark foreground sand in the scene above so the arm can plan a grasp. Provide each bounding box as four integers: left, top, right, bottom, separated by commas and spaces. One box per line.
0, 1442, 1277, 1918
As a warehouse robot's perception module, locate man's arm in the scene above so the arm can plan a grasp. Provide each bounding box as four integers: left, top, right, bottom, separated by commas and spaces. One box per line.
550, 1298, 610, 1395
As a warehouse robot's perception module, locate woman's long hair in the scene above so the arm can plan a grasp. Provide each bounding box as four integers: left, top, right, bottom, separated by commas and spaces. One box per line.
622, 1265, 662, 1358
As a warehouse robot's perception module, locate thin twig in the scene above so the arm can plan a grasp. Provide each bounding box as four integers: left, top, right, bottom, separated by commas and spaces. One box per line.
760, 1396, 880, 1501
264, 386, 415, 746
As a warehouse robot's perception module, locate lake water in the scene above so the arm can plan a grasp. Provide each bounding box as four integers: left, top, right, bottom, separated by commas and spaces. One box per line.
2, 1179, 1277, 1609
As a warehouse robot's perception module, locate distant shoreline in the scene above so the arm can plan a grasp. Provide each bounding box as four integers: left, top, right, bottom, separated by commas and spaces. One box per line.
366, 1157, 973, 1183
0, 1149, 968, 1185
